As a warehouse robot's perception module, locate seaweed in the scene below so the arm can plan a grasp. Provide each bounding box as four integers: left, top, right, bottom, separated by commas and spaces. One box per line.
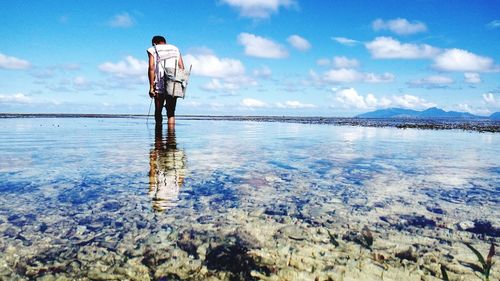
361, 226, 373, 249
440, 264, 449, 281
463, 242, 495, 281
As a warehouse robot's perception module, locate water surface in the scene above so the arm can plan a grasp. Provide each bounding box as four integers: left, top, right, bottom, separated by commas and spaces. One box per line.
0, 117, 498, 280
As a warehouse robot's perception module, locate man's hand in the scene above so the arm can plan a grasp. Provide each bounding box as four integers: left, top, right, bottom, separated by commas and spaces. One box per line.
149, 86, 156, 98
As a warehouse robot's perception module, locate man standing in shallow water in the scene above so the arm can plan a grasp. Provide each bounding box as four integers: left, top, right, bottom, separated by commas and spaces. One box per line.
147, 35, 184, 128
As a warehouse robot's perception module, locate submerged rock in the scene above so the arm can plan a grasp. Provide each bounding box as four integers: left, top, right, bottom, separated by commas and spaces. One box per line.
205, 243, 270, 280
275, 225, 309, 241
466, 220, 500, 237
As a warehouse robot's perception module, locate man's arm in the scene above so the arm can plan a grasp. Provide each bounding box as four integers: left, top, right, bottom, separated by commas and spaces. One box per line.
148, 52, 155, 97
178, 53, 185, 70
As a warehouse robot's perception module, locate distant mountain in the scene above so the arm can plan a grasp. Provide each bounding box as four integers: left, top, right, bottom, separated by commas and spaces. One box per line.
490, 112, 500, 120
357, 107, 484, 119
356, 108, 419, 118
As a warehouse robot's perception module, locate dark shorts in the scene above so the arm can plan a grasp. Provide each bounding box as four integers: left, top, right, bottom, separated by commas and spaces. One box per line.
154, 92, 177, 119
165, 94, 177, 118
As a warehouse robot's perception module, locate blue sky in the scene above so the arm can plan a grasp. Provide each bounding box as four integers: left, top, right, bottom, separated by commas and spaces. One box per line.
1, 0, 499, 116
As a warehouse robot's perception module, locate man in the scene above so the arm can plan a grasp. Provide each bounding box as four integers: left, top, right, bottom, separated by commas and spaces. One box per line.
147, 35, 184, 127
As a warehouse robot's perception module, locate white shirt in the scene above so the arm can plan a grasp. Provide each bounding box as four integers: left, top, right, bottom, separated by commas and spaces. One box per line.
147, 44, 181, 91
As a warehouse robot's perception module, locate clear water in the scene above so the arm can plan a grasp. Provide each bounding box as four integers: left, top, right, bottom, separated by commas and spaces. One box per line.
0, 117, 498, 280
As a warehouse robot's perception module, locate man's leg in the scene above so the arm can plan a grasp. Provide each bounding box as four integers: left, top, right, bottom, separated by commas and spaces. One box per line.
154, 94, 166, 125
165, 95, 178, 128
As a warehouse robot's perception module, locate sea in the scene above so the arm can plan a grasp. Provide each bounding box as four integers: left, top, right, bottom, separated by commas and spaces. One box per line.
0, 115, 498, 280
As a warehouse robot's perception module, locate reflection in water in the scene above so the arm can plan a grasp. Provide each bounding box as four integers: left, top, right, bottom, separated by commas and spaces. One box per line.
149, 125, 186, 211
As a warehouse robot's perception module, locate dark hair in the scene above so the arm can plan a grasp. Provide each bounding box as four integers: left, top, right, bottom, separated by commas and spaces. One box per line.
152, 35, 166, 45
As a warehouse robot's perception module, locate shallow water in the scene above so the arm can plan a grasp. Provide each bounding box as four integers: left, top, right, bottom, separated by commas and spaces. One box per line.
0, 117, 498, 280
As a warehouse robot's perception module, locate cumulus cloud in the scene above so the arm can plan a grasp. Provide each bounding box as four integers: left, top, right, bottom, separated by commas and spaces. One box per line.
483, 93, 499, 107
364, 72, 395, 83
333, 56, 359, 68
332, 37, 359, 46
276, 100, 316, 109
372, 18, 427, 35
184, 50, 257, 93
238, 33, 288, 58
335, 88, 370, 109
433, 48, 495, 72
287, 35, 311, 51
108, 12, 134, 28
183, 53, 245, 78
333, 88, 435, 110
408, 75, 454, 88
464, 72, 481, 84
392, 94, 436, 109
241, 98, 267, 108
0, 52, 31, 70
323, 68, 394, 83
455, 104, 491, 116
221, 0, 295, 19
365, 36, 440, 59
0, 93, 33, 103
317, 56, 360, 68
324, 68, 361, 83
201, 79, 240, 92
487, 20, 500, 29
98, 56, 147, 79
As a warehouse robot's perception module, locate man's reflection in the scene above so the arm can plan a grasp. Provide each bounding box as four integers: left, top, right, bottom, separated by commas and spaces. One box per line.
149, 124, 186, 212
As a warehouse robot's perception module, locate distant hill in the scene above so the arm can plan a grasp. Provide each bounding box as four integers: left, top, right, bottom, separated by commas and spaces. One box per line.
357, 107, 485, 119
490, 112, 500, 120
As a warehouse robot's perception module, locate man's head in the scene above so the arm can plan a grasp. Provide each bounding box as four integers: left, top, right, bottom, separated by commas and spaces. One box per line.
152, 35, 166, 46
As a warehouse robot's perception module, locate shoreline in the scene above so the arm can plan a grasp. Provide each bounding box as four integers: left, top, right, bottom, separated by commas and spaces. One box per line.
1, 113, 499, 133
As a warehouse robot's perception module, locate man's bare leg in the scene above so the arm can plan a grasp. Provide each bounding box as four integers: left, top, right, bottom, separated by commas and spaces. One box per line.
167, 116, 175, 130
154, 95, 165, 124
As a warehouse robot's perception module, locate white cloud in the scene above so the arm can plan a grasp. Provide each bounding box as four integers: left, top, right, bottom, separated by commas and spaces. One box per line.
455, 103, 491, 116
372, 18, 427, 35
363, 72, 395, 83
241, 98, 267, 108
333, 56, 359, 68
276, 100, 316, 109
184, 50, 257, 93
365, 36, 440, 59
392, 94, 436, 109
0, 52, 31, 70
109, 12, 134, 28
433, 48, 495, 72
238, 33, 288, 58
332, 37, 359, 46
287, 35, 311, 51
183, 53, 245, 78
0, 93, 33, 103
324, 68, 361, 83
201, 79, 240, 92
483, 93, 499, 107
323, 68, 394, 83
408, 75, 454, 88
98, 56, 147, 79
253, 65, 272, 78
487, 20, 500, 29
335, 88, 368, 109
464, 72, 481, 84
333, 88, 435, 110
221, 0, 295, 19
